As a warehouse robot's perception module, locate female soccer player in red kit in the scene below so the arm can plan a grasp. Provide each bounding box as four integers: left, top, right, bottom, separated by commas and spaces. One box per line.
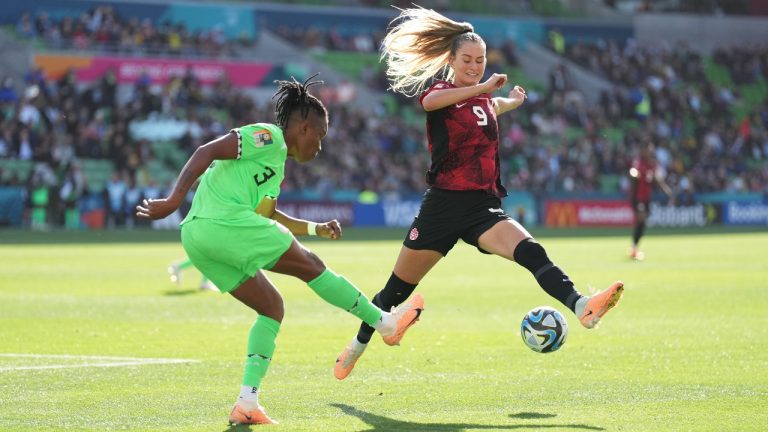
334, 6, 625, 380
629, 140, 674, 260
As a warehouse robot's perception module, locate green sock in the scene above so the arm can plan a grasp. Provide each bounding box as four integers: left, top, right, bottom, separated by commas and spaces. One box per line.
308, 268, 382, 326
242, 315, 281, 388
177, 258, 194, 270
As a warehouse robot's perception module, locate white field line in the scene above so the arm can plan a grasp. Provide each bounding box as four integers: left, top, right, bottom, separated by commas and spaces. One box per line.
0, 353, 199, 371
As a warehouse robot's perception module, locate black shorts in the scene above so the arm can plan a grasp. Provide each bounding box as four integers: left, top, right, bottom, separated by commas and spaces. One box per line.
403, 188, 512, 256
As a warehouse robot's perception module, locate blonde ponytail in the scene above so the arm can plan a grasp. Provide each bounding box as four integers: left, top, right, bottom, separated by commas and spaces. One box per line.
381, 6, 482, 97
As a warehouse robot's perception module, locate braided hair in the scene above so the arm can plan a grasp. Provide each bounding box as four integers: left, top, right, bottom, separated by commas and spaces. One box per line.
272, 74, 327, 129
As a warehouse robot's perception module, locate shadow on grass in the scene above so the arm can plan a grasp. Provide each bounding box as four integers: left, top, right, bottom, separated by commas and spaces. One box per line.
222, 425, 252, 432
509, 412, 558, 419
331, 403, 604, 431
162, 288, 202, 296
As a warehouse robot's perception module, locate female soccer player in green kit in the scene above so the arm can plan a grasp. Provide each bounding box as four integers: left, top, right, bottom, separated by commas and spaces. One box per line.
136, 75, 423, 426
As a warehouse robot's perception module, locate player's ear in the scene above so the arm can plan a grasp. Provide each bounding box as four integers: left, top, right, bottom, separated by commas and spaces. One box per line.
295, 118, 308, 136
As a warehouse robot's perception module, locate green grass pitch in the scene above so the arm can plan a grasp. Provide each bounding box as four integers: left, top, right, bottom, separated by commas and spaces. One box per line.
1, 228, 766, 431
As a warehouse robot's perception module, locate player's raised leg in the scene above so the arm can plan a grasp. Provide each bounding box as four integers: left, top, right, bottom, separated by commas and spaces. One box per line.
574, 281, 624, 329
335, 248, 437, 380
271, 241, 423, 338
335, 290, 424, 380
478, 219, 624, 329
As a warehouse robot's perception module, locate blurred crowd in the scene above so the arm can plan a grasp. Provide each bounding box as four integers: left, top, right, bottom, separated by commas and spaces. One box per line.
556, 38, 767, 196
2, 8, 767, 229
16, 6, 246, 58
605, 0, 757, 15
272, 24, 383, 53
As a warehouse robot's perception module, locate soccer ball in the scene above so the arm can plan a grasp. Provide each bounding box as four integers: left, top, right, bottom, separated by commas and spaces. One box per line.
520, 306, 568, 353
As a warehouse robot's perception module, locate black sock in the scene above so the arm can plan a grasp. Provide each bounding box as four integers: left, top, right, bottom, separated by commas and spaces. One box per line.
356, 273, 417, 344
632, 221, 646, 246
513, 238, 582, 313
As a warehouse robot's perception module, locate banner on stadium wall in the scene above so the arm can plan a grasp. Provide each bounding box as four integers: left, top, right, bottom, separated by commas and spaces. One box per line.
723, 201, 768, 225
161, 4, 257, 39
0, 187, 24, 227
646, 203, 712, 227
354, 200, 421, 227
544, 199, 633, 227
277, 202, 355, 226
34, 54, 274, 87
503, 191, 538, 227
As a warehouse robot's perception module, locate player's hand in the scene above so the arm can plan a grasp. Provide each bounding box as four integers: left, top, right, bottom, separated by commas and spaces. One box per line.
136, 198, 180, 220
481, 73, 507, 93
316, 219, 342, 240
508, 85, 527, 107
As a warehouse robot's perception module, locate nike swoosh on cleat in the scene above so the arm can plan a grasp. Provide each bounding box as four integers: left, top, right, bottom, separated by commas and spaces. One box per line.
584, 310, 593, 316
403, 309, 422, 327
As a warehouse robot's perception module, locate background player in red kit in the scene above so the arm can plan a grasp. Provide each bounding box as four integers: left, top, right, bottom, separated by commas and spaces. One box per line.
333, 6, 625, 380
629, 140, 675, 260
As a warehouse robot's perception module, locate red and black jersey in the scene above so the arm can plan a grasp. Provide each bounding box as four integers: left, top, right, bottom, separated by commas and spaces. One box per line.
419, 80, 507, 198
630, 157, 656, 202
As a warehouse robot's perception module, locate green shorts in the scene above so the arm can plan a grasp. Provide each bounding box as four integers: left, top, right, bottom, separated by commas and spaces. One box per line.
180, 216, 294, 293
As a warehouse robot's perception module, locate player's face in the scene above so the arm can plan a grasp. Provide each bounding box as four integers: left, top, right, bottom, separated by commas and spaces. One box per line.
641, 143, 655, 161
449, 41, 487, 88
293, 113, 328, 163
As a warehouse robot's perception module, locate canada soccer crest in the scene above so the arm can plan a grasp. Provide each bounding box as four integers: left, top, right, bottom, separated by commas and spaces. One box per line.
409, 227, 419, 240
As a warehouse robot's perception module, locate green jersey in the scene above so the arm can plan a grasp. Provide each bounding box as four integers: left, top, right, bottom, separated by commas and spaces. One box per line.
181, 123, 286, 226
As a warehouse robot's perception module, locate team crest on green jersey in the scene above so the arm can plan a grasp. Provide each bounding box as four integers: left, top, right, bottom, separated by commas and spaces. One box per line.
253, 129, 273, 147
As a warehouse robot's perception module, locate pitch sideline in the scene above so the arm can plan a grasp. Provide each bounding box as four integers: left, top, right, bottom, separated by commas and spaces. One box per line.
0, 353, 199, 371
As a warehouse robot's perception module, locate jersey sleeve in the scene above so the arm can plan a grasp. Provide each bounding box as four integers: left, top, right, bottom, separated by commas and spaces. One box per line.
231, 124, 281, 161
419, 81, 453, 107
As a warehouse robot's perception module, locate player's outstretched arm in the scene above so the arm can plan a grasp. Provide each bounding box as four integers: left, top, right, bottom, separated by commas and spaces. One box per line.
493, 85, 526, 115
656, 175, 675, 205
136, 132, 239, 220
272, 208, 342, 240
421, 73, 507, 111
256, 196, 340, 239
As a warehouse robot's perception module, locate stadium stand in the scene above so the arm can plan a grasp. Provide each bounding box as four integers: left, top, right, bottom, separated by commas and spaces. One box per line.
0, 1, 765, 229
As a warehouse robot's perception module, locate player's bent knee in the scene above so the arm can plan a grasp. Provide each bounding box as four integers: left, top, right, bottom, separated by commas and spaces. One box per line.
513, 238, 549, 269
293, 249, 326, 282
305, 249, 325, 269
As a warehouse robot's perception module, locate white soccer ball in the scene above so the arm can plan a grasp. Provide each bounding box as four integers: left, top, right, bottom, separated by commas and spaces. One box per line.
520, 306, 568, 353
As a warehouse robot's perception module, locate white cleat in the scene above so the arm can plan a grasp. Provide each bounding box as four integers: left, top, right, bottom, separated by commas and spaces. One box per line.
168, 264, 181, 285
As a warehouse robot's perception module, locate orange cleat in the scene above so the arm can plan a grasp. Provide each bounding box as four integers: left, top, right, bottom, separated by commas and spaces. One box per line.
228, 403, 277, 425
579, 281, 624, 329
382, 293, 424, 346
334, 339, 367, 380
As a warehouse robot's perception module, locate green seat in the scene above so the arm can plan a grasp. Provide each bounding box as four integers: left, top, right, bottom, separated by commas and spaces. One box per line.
599, 174, 621, 194
0, 159, 33, 182
602, 128, 624, 144
79, 158, 115, 192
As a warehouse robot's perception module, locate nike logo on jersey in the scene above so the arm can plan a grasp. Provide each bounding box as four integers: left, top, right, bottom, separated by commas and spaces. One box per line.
455, 102, 467, 108
488, 208, 503, 214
